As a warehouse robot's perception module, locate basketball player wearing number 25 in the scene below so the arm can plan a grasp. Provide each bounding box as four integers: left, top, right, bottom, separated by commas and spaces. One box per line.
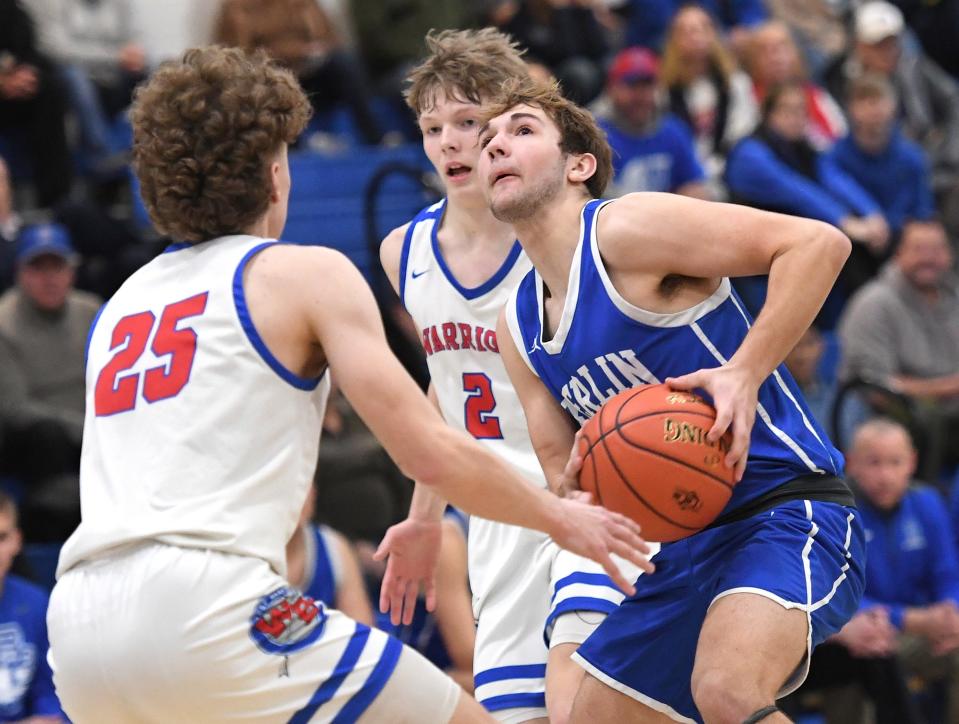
44, 49, 651, 724
480, 78, 866, 724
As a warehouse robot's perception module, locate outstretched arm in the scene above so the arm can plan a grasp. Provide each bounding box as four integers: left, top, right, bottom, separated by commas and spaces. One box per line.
285, 246, 652, 592
602, 194, 851, 479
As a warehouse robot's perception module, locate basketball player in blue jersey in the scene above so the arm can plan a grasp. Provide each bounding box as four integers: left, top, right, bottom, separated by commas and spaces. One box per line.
45, 48, 652, 724
477, 78, 867, 724
376, 29, 654, 724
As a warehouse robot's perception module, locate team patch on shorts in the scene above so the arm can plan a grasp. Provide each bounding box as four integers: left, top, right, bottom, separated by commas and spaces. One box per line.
249, 586, 327, 655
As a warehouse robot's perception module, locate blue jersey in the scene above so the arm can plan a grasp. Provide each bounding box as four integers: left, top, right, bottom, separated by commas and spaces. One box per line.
505, 199, 843, 516
0, 575, 62, 721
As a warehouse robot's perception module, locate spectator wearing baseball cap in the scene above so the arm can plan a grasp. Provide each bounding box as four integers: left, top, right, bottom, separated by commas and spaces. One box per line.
823, 1, 959, 240
0, 222, 100, 543
595, 47, 710, 200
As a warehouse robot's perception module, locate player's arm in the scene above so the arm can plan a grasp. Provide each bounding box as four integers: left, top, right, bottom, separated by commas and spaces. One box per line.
329, 530, 375, 626
299, 248, 653, 590
379, 222, 410, 295
601, 193, 851, 478
496, 310, 580, 496
374, 384, 449, 624
378, 228, 450, 621
433, 517, 476, 693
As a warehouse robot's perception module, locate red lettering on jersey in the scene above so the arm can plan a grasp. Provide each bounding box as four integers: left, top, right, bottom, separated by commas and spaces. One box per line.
422, 328, 434, 356
442, 322, 459, 350
484, 330, 499, 353
430, 326, 445, 352
475, 326, 487, 352
458, 323, 474, 350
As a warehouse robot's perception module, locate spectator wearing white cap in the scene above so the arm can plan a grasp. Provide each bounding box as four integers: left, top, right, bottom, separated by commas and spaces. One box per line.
824, 1, 959, 239
0, 223, 100, 542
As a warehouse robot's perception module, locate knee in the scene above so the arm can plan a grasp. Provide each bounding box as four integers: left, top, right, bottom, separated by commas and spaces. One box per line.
692, 667, 772, 724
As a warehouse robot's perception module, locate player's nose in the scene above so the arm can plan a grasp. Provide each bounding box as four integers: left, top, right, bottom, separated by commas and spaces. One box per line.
440, 125, 459, 151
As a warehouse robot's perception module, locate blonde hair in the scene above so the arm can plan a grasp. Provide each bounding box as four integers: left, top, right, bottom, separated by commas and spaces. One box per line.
482, 77, 612, 199
660, 5, 739, 87
405, 28, 529, 117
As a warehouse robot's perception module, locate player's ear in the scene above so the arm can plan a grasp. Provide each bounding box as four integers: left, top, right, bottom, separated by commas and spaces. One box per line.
269, 161, 282, 203
567, 153, 597, 187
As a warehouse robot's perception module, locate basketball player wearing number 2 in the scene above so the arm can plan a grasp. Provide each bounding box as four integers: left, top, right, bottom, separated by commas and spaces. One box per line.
377, 30, 654, 724
480, 79, 866, 724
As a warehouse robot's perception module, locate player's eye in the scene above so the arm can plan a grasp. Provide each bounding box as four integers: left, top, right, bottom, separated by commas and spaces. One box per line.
423, 126, 440, 135
461, 118, 476, 128
480, 134, 493, 148
517, 125, 533, 136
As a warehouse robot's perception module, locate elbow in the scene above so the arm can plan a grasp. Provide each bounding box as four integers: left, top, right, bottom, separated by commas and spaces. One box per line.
816, 221, 852, 269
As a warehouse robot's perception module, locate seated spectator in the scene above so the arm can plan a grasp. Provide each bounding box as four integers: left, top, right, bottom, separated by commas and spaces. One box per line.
287, 484, 373, 625
829, 73, 936, 239
215, 0, 386, 145
823, 1, 959, 238
838, 220, 959, 477
25, 0, 145, 177
487, 0, 609, 105
372, 508, 474, 692
725, 80, 889, 294
0, 492, 65, 722
746, 19, 846, 150
763, 0, 847, 80
621, 0, 767, 56
784, 326, 834, 431
659, 3, 759, 188
0, 224, 100, 542
595, 47, 709, 199
836, 419, 959, 723
0, 0, 72, 208
839, 220, 959, 398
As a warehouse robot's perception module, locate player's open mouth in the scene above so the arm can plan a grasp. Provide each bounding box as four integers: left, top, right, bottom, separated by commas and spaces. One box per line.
446, 163, 471, 179
490, 171, 517, 187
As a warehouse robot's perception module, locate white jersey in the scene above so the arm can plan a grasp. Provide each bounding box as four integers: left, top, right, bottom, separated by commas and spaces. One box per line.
59, 235, 330, 577
400, 199, 540, 486
400, 201, 646, 717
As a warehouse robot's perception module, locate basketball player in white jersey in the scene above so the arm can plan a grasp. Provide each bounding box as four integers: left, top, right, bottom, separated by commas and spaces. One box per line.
44, 47, 652, 724
376, 30, 655, 724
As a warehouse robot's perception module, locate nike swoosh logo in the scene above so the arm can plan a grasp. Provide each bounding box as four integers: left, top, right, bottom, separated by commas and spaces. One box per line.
411, 269, 428, 279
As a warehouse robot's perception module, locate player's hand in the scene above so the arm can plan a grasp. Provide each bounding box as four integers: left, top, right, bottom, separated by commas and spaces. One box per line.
665, 364, 759, 483
553, 430, 586, 497
373, 518, 442, 626
833, 608, 897, 658
551, 497, 655, 595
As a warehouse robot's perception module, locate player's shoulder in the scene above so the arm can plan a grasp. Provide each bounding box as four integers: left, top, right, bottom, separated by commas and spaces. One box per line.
379, 222, 412, 277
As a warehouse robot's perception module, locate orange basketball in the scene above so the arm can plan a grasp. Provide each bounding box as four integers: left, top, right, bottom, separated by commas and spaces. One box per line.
578, 383, 737, 543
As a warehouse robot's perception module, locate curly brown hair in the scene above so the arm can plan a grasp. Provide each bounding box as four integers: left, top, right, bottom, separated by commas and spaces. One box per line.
131, 46, 311, 242
482, 78, 613, 199
404, 28, 529, 117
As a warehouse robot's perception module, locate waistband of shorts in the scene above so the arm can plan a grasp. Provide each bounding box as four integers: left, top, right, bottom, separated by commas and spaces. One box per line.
707, 475, 855, 530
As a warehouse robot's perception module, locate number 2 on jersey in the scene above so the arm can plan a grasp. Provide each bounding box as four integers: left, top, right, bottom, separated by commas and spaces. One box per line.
463, 372, 503, 439
94, 293, 208, 416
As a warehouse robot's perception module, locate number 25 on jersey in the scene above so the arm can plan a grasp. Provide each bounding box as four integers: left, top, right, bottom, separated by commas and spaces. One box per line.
94, 293, 208, 416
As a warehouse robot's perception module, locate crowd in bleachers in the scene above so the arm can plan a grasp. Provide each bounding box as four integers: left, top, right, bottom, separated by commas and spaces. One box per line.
0, 0, 958, 721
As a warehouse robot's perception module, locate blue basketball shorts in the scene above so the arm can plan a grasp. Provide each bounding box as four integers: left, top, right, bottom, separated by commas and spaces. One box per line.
572, 498, 866, 724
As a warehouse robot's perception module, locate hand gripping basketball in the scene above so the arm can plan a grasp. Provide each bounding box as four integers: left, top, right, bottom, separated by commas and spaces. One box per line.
578, 384, 738, 543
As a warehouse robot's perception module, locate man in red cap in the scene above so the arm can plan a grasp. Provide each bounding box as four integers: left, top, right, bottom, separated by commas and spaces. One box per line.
595, 46, 712, 199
